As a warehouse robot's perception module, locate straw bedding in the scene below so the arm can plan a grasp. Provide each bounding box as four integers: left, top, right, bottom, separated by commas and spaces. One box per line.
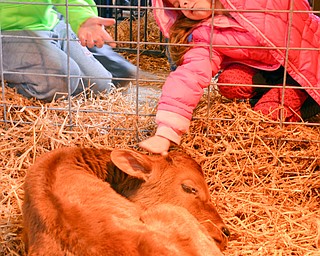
1, 13, 320, 256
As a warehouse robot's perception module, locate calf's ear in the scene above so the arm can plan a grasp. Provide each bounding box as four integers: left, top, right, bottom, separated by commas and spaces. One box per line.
110, 149, 153, 181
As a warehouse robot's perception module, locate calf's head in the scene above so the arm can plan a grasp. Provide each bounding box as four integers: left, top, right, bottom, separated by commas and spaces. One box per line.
110, 149, 230, 250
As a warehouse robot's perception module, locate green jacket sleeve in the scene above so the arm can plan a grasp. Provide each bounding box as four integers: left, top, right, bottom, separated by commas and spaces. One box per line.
54, 0, 98, 35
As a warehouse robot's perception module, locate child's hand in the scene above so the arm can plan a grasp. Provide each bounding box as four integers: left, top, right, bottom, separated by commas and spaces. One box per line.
78, 17, 116, 48
139, 135, 171, 156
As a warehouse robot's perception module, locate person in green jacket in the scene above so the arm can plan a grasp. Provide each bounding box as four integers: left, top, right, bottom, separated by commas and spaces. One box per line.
0, 0, 137, 101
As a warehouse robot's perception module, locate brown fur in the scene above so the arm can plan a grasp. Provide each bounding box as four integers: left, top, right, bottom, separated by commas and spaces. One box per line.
23, 147, 229, 255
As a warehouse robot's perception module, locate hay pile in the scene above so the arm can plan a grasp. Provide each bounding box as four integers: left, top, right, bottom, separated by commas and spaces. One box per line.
1, 11, 320, 256
109, 11, 167, 53
1, 74, 320, 255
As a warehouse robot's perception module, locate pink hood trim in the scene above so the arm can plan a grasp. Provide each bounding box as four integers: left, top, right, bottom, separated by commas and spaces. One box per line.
152, 0, 179, 38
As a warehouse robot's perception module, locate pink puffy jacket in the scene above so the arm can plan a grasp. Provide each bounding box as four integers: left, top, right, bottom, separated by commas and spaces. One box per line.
152, 0, 320, 144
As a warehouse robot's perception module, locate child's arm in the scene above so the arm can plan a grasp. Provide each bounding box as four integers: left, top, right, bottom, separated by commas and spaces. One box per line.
55, 0, 98, 32
140, 44, 223, 155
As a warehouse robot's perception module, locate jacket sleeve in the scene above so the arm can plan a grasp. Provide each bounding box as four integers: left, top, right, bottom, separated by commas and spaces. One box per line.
156, 35, 223, 144
55, 0, 98, 35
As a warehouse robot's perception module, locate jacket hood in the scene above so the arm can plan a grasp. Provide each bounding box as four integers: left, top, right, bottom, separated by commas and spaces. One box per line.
152, 0, 227, 37
152, 0, 179, 38
151, 0, 234, 37
151, 0, 311, 38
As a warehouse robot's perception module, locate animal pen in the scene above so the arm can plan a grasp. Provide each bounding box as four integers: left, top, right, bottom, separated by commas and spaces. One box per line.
0, 0, 320, 255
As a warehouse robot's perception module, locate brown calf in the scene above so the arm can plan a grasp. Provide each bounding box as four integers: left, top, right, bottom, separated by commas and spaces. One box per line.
23, 147, 229, 255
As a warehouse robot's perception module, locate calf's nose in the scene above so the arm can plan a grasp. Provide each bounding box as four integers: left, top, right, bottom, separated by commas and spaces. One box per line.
202, 222, 229, 250
222, 226, 230, 238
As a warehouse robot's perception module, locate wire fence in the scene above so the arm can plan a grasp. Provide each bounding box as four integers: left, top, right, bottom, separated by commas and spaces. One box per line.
1, 1, 320, 255
0, 0, 320, 143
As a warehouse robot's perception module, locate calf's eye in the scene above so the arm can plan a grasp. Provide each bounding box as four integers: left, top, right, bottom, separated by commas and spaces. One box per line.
182, 184, 198, 195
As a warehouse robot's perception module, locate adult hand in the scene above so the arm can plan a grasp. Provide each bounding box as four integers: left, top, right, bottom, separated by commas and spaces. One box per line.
139, 135, 171, 156
78, 17, 116, 48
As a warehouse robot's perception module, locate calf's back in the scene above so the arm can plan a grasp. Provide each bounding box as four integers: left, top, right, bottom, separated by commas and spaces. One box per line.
23, 147, 228, 255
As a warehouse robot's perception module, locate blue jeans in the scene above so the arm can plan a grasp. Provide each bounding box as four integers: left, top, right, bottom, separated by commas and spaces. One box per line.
1, 18, 136, 101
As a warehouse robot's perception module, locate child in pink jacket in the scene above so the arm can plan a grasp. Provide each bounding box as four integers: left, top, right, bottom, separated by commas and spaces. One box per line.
139, 0, 320, 155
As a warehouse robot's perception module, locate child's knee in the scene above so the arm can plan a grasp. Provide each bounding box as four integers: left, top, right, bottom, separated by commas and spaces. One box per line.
12, 77, 80, 101
218, 64, 257, 99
